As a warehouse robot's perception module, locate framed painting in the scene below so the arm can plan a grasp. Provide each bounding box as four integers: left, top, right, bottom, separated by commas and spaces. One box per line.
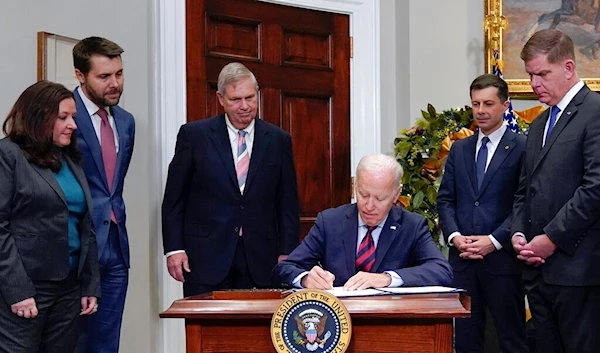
37, 31, 79, 90
484, 0, 600, 97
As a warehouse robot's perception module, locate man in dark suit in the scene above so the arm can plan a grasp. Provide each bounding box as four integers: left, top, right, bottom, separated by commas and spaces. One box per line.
162, 62, 300, 296
273, 154, 452, 290
512, 29, 600, 353
72, 37, 136, 353
437, 74, 528, 353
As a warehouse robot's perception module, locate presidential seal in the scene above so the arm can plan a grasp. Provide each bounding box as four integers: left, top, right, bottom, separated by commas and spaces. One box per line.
271, 289, 352, 353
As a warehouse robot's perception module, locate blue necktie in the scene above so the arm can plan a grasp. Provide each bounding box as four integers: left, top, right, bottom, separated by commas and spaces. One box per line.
545, 106, 561, 143
476, 136, 489, 190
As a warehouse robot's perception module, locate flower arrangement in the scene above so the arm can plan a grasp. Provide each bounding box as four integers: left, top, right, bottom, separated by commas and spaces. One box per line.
394, 103, 542, 245
394, 104, 475, 244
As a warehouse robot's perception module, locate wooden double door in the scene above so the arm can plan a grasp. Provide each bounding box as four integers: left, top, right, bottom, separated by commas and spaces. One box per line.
186, 0, 352, 239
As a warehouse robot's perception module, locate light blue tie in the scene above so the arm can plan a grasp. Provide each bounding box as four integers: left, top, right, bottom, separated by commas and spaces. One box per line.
545, 106, 560, 143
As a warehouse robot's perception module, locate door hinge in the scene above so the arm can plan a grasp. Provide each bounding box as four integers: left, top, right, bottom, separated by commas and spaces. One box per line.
350, 36, 354, 58
350, 176, 355, 198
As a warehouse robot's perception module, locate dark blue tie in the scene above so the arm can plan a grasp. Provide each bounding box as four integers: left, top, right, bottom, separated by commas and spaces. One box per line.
476, 136, 489, 190
545, 106, 561, 143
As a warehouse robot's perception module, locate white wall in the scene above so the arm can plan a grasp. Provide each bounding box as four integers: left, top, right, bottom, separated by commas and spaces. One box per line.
0, 1, 158, 352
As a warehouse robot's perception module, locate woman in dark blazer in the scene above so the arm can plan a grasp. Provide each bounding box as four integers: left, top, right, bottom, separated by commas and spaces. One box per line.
0, 80, 100, 353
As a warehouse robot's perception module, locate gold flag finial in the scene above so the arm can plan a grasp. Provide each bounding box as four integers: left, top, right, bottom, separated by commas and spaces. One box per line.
484, 0, 508, 50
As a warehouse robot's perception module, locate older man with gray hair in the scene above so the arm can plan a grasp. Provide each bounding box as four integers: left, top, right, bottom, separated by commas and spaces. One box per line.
162, 62, 300, 296
273, 154, 452, 290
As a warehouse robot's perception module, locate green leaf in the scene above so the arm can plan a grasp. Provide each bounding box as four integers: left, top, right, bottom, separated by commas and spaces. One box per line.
412, 191, 425, 208
427, 186, 438, 204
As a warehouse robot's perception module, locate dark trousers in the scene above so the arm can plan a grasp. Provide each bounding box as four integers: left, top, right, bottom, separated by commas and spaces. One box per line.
525, 275, 600, 353
454, 263, 528, 353
0, 273, 81, 353
183, 237, 257, 297
76, 223, 128, 353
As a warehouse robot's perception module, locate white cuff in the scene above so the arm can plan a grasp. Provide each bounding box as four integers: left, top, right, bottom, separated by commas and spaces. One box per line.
447, 232, 462, 247
488, 235, 502, 250
292, 271, 309, 288
166, 250, 186, 257
384, 271, 404, 287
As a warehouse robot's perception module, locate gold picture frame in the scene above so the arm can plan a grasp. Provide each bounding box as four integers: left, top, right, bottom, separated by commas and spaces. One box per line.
484, 0, 600, 98
37, 31, 79, 90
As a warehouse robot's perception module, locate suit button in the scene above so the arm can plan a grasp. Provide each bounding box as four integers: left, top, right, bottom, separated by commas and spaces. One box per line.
474, 201, 480, 206
530, 192, 535, 197
103, 220, 109, 226
528, 219, 532, 224
234, 227, 240, 233
240, 205, 244, 210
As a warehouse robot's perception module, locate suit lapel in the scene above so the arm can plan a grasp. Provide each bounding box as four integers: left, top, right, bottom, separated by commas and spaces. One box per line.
533, 86, 588, 173
73, 89, 109, 188
245, 118, 270, 193
478, 130, 516, 195
342, 205, 359, 276
462, 136, 478, 194
372, 208, 401, 272
209, 115, 238, 188
111, 107, 128, 196
31, 163, 66, 206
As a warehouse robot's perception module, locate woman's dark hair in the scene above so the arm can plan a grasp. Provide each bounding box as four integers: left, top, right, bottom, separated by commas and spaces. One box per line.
2, 80, 81, 171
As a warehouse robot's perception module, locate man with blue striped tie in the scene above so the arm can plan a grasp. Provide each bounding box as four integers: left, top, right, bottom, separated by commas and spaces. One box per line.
162, 62, 300, 296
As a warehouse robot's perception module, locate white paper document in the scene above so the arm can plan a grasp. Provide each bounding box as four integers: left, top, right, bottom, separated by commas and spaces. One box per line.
324, 286, 462, 298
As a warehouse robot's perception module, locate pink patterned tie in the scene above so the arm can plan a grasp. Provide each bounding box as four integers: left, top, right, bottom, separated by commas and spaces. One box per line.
236, 130, 249, 236
236, 130, 249, 193
97, 108, 117, 222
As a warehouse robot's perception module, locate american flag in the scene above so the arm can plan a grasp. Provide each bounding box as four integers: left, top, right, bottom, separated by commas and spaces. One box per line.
492, 49, 521, 133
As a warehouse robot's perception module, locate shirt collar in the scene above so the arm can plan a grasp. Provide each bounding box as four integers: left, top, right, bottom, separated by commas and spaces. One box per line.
225, 113, 255, 136
77, 86, 109, 117
556, 80, 584, 112
478, 122, 506, 148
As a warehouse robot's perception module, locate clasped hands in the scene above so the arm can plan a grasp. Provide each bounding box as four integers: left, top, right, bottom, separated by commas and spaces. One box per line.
452, 235, 496, 260
300, 265, 391, 290
10, 296, 98, 319
511, 234, 556, 267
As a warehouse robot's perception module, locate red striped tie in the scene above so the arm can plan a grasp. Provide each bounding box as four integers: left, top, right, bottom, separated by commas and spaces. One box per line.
356, 226, 376, 272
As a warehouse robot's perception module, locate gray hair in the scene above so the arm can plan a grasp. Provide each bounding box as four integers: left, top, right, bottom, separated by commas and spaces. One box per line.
356, 154, 403, 188
217, 62, 259, 94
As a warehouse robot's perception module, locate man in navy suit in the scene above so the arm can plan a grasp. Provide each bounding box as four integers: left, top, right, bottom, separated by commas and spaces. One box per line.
72, 37, 135, 353
162, 62, 300, 296
273, 154, 452, 290
512, 29, 600, 353
437, 74, 528, 353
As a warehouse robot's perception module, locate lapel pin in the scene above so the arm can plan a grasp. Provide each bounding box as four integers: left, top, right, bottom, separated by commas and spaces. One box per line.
505, 145, 509, 150
390, 225, 397, 230
567, 111, 572, 115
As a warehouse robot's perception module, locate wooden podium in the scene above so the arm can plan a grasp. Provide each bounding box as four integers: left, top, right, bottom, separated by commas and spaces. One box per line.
160, 290, 470, 353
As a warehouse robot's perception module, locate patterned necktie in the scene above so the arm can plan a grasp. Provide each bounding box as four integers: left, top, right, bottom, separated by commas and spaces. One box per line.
97, 108, 117, 222
476, 136, 489, 190
236, 130, 250, 193
356, 226, 377, 272
545, 105, 561, 144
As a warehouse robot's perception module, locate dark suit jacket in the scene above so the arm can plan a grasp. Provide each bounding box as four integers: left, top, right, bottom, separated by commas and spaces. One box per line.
273, 204, 453, 287
162, 114, 300, 286
73, 89, 135, 267
512, 85, 600, 285
0, 138, 100, 305
438, 130, 525, 275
